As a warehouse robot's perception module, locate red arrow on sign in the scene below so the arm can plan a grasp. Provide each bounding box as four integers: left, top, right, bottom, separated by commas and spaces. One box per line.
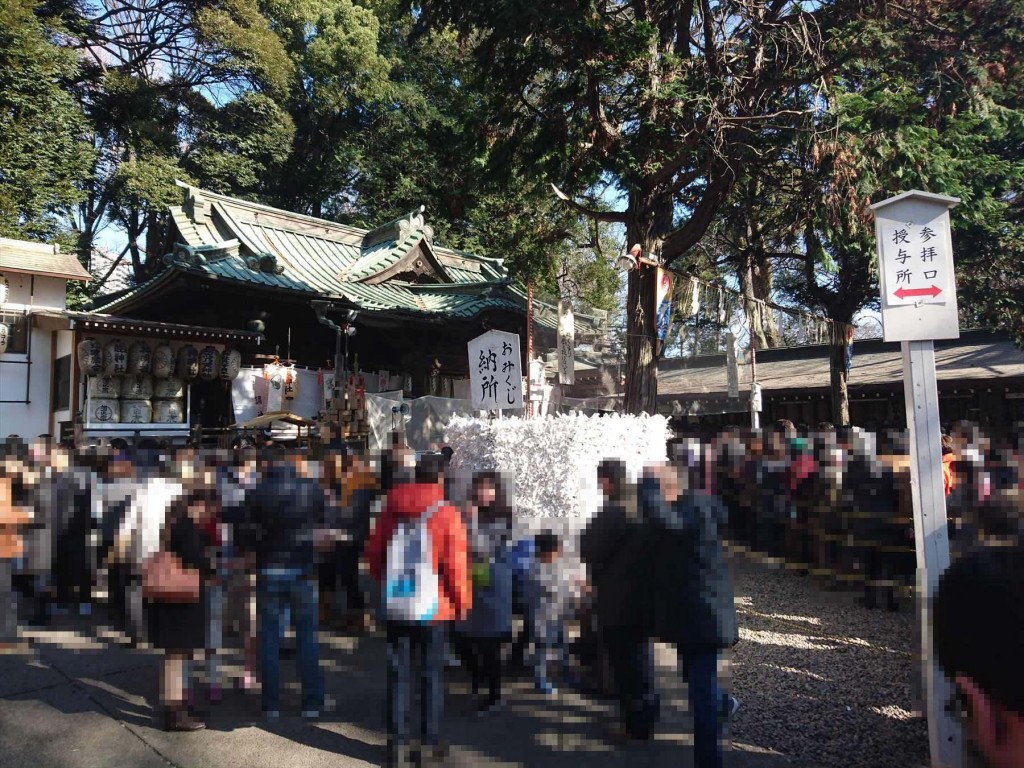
894, 285, 942, 299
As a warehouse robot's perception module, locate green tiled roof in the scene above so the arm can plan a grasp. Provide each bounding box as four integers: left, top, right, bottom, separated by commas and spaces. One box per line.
93, 184, 604, 338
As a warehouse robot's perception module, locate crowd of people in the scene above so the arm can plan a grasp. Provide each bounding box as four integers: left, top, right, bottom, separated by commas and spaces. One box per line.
0, 422, 1021, 768
675, 420, 1024, 610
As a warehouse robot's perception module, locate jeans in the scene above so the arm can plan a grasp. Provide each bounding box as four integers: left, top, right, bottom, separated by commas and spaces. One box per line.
258, 568, 323, 713
603, 627, 658, 738
206, 583, 224, 689
0, 560, 16, 644
532, 625, 569, 689
386, 622, 446, 747
679, 649, 725, 768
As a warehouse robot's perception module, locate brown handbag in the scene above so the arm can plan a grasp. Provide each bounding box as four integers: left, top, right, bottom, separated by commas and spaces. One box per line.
143, 549, 200, 603
142, 517, 201, 606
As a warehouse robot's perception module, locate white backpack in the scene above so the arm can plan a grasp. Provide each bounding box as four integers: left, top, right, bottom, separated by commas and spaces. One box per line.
383, 503, 442, 622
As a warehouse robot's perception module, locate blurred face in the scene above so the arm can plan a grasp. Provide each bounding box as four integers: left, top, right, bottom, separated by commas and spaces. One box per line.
955, 676, 1024, 768
474, 479, 497, 507
188, 499, 215, 523
598, 475, 614, 498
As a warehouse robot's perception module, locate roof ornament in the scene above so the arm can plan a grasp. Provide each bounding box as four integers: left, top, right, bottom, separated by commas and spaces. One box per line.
245, 252, 285, 275
165, 240, 240, 268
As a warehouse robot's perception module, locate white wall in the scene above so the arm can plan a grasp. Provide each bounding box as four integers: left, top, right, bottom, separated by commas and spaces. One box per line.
0, 271, 67, 437
0, 324, 56, 438
1, 272, 67, 310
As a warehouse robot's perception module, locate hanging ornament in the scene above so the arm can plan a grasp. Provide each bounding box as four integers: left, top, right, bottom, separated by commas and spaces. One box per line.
0, 322, 8, 354
0, 279, 8, 306
689, 277, 701, 316
198, 345, 221, 381
77, 337, 103, 375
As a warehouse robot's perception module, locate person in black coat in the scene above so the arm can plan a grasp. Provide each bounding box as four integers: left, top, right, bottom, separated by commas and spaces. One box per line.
641, 463, 738, 768
581, 459, 657, 740
146, 490, 217, 732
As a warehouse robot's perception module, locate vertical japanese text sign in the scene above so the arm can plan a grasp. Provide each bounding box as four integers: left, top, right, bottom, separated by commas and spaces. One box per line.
870, 189, 962, 768
468, 330, 523, 410
557, 300, 575, 385
872, 190, 960, 343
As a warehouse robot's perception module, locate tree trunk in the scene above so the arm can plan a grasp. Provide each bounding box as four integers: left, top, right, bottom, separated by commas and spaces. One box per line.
624, 258, 658, 414
623, 198, 669, 415
828, 322, 852, 426
738, 253, 769, 350
752, 254, 780, 347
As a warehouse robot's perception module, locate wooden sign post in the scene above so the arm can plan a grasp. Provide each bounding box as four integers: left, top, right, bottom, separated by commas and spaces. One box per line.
870, 190, 961, 768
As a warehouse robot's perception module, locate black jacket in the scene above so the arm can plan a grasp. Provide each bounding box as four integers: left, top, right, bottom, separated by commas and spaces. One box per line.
580, 488, 649, 631
226, 464, 325, 571
641, 477, 738, 651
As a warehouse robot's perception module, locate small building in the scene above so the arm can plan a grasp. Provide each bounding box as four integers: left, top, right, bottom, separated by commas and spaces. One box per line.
0, 238, 91, 438
657, 329, 1024, 435
91, 183, 603, 433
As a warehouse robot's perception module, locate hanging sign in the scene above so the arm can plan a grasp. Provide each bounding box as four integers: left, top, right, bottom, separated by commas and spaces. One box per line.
557, 300, 575, 385
468, 329, 523, 410
872, 190, 960, 342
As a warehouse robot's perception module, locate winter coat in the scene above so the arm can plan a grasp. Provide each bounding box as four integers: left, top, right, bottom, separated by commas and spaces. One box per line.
460, 519, 515, 638
641, 476, 738, 651
0, 476, 31, 560
364, 482, 470, 623
579, 488, 649, 631
226, 464, 326, 572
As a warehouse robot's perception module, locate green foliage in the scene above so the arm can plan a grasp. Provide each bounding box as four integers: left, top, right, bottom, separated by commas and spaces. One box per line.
0, 0, 92, 240
183, 93, 294, 197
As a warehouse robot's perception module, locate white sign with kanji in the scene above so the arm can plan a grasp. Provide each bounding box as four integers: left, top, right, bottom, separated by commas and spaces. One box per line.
468, 330, 523, 410
879, 213, 951, 306
871, 190, 960, 343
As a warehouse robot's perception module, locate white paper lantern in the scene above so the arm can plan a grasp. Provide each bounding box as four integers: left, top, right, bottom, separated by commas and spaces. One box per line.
127, 340, 152, 375
176, 345, 199, 380
103, 339, 128, 375
77, 337, 103, 375
219, 348, 242, 381
0, 281, 8, 305
198, 345, 220, 381
0, 322, 8, 354
152, 344, 175, 379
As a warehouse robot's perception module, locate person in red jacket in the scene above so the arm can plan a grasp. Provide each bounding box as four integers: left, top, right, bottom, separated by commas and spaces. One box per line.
364, 452, 470, 768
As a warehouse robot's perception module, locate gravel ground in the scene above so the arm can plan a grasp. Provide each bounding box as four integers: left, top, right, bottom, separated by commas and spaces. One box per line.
724, 555, 929, 768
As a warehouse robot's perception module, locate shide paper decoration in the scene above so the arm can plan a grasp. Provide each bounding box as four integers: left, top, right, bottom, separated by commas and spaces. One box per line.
446, 413, 669, 520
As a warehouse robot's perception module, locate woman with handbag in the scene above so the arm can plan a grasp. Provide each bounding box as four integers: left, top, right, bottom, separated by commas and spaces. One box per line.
144, 489, 217, 732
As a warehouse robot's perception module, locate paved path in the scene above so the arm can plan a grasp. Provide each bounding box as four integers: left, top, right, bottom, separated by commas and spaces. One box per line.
1, 558, 925, 768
